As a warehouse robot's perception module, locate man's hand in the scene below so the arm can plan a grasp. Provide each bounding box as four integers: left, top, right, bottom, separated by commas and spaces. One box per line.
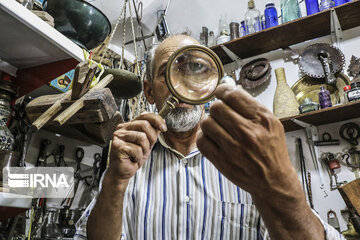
197, 84, 326, 240
108, 113, 167, 182
197, 84, 293, 197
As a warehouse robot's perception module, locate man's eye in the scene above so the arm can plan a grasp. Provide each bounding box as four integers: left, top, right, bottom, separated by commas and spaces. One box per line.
179, 61, 210, 75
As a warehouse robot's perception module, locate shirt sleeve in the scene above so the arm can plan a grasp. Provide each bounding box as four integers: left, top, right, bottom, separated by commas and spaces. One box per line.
74, 170, 106, 240
74, 169, 133, 240
312, 210, 346, 240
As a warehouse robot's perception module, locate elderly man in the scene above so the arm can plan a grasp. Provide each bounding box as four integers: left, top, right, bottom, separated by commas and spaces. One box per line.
75, 35, 343, 240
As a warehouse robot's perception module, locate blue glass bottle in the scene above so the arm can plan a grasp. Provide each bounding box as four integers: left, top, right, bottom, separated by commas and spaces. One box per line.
305, 0, 319, 15
333, 0, 346, 5
264, 2, 279, 29
240, 21, 248, 36
319, 0, 335, 11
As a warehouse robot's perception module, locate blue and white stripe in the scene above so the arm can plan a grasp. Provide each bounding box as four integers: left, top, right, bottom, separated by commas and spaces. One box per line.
75, 134, 343, 240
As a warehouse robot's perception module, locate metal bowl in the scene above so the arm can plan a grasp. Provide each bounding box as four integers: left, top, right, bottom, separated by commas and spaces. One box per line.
291, 73, 350, 105
44, 0, 111, 50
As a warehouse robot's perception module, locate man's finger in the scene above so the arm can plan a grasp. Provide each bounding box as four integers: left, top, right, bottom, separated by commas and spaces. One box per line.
209, 101, 255, 142
113, 130, 150, 155
200, 115, 238, 149
196, 131, 221, 164
124, 120, 160, 147
112, 137, 144, 163
136, 113, 167, 132
215, 84, 270, 120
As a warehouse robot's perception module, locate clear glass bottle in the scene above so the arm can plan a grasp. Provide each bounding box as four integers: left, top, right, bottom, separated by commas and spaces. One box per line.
208, 31, 215, 47
40, 208, 63, 239
264, 1, 279, 29
281, 0, 302, 23
245, 0, 261, 34
319, 0, 335, 11
216, 15, 231, 44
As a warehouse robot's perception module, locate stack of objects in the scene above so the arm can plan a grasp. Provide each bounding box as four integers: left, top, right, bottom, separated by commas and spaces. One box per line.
26, 61, 123, 147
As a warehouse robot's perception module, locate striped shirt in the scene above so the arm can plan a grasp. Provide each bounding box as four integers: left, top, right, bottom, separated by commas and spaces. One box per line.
75, 134, 344, 240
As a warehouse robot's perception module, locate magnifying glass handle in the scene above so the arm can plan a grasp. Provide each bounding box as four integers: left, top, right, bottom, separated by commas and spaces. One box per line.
159, 96, 179, 118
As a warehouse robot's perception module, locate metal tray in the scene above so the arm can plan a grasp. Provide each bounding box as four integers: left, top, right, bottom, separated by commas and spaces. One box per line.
291, 73, 350, 105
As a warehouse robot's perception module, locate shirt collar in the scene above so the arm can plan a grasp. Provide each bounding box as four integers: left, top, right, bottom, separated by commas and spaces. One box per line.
158, 133, 200, 159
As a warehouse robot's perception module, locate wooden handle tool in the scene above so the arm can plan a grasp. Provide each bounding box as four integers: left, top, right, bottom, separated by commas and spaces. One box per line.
53, 74, 114, 126
31, 90, 73, 131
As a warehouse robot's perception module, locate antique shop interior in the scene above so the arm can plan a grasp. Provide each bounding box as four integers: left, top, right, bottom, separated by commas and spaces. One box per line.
1, 0, 360, 239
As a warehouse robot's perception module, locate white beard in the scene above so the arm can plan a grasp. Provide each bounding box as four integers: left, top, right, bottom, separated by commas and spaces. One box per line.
164, 105, 202, 132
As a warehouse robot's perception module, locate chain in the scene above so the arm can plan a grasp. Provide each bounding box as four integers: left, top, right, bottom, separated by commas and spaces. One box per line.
307, 171, 314, 209
120, 0, 128, 69
128, 0, 140, 75
99, 0, 127, 64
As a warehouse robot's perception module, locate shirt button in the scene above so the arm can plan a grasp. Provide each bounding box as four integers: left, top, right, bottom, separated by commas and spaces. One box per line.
185, 196, 190, 203
183, 159, 188, 165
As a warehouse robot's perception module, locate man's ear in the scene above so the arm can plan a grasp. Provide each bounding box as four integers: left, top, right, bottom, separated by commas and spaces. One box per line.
143, 80, 155, 104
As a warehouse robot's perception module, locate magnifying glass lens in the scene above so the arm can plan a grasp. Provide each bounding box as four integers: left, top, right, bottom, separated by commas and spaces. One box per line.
169, 49, 219, 101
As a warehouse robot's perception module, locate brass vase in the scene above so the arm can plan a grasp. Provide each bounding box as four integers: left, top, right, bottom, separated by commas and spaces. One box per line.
273, 68, 299, 118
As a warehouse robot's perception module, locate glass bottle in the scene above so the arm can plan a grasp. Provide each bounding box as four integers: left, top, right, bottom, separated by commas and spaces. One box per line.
347, 82, 360, 102
305, 0, 320, 15
319, 0, 335, 11
240, 21, 247, 36
208, 31, 215, 47
333, 0, 346, 6
40, 208, 63, 239
281, 0, 302, 23
264, 1, 279, 29
299, 98, 319, 113
22, 0, 33, 10
273, 68, 300, 118
216, 15, 231, 44
319, 86, 332, 109
245, 0, 261, 34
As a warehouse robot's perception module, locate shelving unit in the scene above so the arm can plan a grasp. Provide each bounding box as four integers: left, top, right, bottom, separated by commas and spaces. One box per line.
0, 0, 84, 96
281, 101, 360, 132
211, 0, 360, 64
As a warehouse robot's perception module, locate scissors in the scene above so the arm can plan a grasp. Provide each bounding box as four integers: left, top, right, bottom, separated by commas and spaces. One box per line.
61, 147, 85, 207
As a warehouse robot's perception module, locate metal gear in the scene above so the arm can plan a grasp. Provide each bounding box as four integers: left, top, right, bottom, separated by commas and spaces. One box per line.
299, 43, 345, 79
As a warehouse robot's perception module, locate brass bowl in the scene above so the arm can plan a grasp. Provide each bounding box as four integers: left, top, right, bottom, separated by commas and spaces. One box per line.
291, 73, 350, 105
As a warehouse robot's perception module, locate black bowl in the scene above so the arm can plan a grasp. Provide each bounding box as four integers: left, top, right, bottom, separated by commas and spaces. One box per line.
44, 0, 111, 50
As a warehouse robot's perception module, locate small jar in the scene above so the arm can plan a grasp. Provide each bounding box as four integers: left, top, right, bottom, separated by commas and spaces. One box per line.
319, 86, 332, 109
347, 82, 360, 102
216, 30, 231, 44
343, 85, 351, 103
299, 98, 319, 113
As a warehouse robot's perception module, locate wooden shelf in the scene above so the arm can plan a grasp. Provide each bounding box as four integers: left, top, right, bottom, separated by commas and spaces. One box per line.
281, 101, 360, 132
0, 0, 84, 96
211, 0, 360, 65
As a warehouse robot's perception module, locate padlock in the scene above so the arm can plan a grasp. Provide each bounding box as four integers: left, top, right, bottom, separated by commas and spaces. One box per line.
328, 210, 340, 232
328, 158, 341, 170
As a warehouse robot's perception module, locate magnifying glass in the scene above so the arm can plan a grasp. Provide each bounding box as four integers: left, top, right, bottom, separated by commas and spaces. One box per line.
158, 45, 224, 118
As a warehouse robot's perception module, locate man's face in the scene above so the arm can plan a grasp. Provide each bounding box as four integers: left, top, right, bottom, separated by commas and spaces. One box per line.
150, 35, 205, 132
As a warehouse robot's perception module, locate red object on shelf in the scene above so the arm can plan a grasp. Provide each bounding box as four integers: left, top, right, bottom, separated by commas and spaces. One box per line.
12, 58, 79, 97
